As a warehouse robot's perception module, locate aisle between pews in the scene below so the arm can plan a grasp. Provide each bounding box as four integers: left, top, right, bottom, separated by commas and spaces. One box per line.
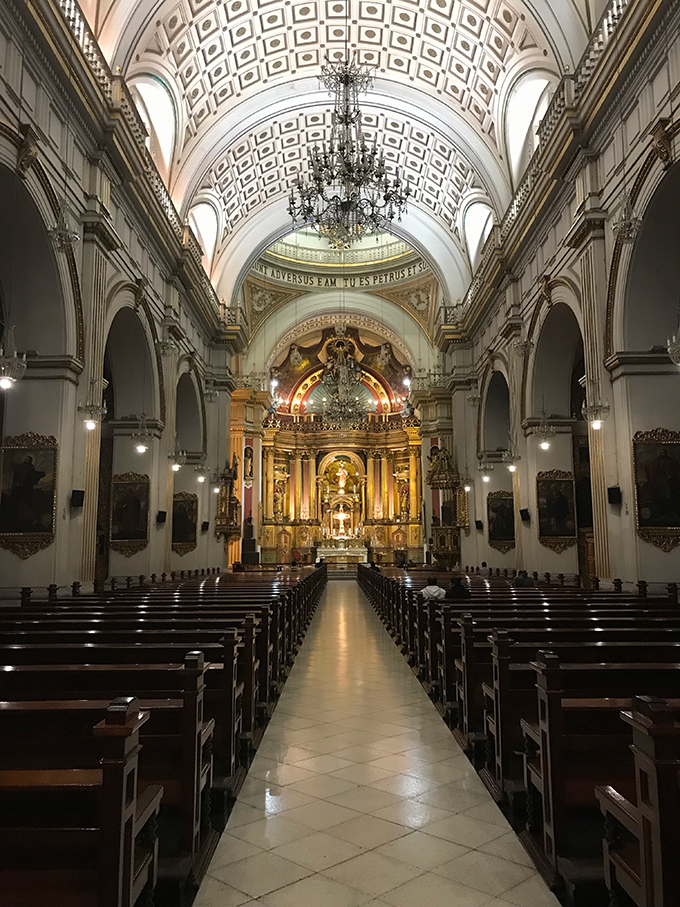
194, 581, 560, 907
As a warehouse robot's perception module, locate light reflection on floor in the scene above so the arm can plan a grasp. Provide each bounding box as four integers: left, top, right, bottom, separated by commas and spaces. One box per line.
195, 580, 560, 907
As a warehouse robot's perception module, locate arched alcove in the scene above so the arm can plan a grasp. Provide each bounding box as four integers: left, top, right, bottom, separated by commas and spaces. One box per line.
624, 164, 680, 352
531, 302, 584, 417
176, 371, 203, 454
105, 306, 157, 419
484, 371, 511, 452
0, 166, 66, 355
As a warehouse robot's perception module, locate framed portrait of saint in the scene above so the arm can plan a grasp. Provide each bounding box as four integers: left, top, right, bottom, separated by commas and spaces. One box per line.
172, 491, 198, 554
536, 470, 577, 552
633, 428, 680, 551
487, 490, 515, 552
110, 472, 149, 556
0, 432, 58, 558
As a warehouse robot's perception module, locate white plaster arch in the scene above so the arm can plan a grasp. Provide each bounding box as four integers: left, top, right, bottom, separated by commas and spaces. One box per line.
175, 366, 204, 454
0, 155, 80, 361
243, 290, 438, 375
528, 297, 584, 419
266, 311, 417, 371
483, 369, 512, 453
217, 197, 470, 317
172, 81, 510, 213
104, 286, 163, 422
619, 162, 680, 354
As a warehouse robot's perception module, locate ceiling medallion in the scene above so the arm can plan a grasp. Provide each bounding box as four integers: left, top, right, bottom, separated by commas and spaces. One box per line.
288, 53, 410, 249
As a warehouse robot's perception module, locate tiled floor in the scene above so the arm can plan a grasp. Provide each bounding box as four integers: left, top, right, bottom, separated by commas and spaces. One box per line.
195, 581, 560, 907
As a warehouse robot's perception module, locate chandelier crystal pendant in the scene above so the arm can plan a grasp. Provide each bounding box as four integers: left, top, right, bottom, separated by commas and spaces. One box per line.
132, 414, 153, 454
288, 53, 410, 248
320, 348, 371, 428
0, 325, 27, 389
535, 410, 556, 450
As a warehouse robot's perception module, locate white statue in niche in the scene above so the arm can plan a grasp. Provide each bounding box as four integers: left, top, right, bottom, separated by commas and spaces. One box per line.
337, 463, 348, 491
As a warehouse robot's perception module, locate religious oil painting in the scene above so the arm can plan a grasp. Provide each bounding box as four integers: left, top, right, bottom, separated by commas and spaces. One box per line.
536, 470, 577, 552
487, 490, 515, 552
110, 472, 149, 555
633, 428, 680, 551
172, 491, 198, 554
0, 433, 58, 558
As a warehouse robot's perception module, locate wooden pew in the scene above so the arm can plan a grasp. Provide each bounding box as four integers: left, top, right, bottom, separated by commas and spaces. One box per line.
596, 696, 680, 907
483, 633, 680, 813
518, 654, 680, 897
0, 697, 164, 907
0, 653, 217, 894
0, 636, 245, 799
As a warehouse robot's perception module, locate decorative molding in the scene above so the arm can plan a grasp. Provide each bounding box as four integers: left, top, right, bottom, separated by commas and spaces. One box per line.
539, 537, 577, 553
16, 123, 38, 177
110, 539, 148, 557
537, 468, 573, 481
0, 535, 54, 558
649, 118, 673, 170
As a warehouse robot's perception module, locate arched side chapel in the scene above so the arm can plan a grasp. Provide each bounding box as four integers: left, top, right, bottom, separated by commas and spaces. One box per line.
0, 0, 678, 586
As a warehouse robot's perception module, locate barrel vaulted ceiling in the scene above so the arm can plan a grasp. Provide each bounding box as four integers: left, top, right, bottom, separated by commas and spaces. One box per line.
81, 0, 592, 309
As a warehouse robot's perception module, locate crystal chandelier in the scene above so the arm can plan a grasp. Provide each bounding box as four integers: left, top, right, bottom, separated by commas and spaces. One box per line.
132, 414, 153, 453
0, 325, 27, 389
288, 53, 410, 249
319, 349, 371, 427
535, 410, 556, 450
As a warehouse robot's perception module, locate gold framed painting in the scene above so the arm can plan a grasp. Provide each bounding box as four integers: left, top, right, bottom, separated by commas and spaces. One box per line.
536, 469, 577, 553
110, 472, 150, 556
633, 427, 680, 551
487, 490, 515, 553
0, 432, 58, 558
172, 491, 198, 555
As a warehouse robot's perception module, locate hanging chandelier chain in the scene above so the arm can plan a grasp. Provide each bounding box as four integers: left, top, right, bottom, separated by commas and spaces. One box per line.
289, 52, 410, 248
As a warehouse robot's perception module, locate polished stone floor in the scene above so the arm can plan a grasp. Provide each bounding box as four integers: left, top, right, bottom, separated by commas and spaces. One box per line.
195, 581, 560, 907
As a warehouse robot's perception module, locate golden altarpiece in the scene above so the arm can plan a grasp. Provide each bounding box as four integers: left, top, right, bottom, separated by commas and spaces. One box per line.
233, 327, 426, 566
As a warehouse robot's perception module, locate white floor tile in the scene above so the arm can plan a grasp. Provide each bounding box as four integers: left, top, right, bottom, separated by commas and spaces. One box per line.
193, 581, 557, 907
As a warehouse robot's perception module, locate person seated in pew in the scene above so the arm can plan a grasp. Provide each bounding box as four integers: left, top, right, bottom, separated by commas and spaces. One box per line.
445, 576, 472, 600
421, 576, 446, 600
369, 561, 381, 572
514, 569, 535, 588
479, 561, 491, 577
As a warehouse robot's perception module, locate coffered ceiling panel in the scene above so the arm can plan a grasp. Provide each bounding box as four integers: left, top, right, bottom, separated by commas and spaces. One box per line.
196, 104, 489, 244
126, 0, 555, 166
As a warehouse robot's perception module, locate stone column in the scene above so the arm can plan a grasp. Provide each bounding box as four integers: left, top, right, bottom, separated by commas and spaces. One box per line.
366, 453, 375, 519
566, 162, 611, 577
264, 447, 274, 521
